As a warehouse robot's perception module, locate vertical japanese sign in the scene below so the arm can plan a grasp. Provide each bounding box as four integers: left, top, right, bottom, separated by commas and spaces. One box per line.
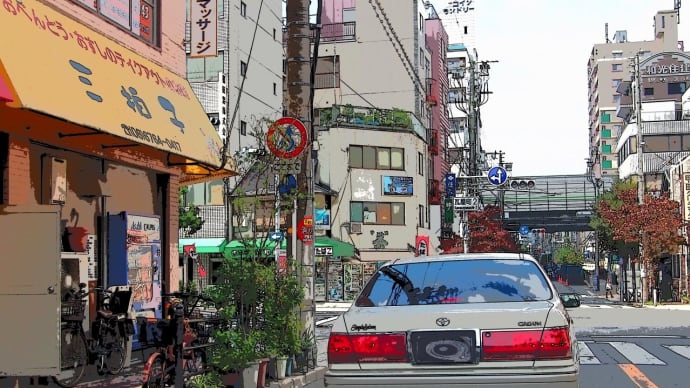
190, 0, 217, 58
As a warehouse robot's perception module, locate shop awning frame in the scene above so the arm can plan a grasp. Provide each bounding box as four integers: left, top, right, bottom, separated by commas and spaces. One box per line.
0, 0, 237, 179
179, 238, 227, 254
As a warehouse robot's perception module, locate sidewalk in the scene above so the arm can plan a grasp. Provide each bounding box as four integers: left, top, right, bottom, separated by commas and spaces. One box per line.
0, 362, 326, 388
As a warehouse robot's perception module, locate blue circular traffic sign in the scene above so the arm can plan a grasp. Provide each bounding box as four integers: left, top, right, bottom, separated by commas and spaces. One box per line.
519, 225, 529, 236
487, 166, 508, 186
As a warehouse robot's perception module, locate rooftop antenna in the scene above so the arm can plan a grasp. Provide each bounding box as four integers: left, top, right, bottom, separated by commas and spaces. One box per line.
605, 22, 610, 43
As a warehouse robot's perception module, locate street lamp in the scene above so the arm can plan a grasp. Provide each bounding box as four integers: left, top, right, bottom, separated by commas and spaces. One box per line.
585, 157, 603, 292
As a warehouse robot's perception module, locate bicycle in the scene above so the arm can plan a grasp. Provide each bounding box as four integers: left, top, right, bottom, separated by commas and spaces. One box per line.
142, 292, 219, 388
88, 285, 133, 376
53, 283, 134, 387
53, 287, 89, 387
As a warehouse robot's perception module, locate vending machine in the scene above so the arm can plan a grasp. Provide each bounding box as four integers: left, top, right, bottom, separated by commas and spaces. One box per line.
108, 212, 162, 350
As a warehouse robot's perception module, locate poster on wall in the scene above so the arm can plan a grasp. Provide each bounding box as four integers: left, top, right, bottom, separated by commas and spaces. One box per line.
383, 176, 413, 195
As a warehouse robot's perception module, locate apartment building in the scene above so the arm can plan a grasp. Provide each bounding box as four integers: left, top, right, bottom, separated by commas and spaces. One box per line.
314, 0, 440, 260
587, 9, 681, 178
184, 0, 284, 206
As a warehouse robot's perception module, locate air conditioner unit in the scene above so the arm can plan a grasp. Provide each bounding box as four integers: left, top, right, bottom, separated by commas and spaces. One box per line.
350, 222, 363, 234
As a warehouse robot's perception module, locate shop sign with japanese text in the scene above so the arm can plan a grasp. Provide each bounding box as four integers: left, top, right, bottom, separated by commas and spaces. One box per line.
190, 0, 217, 58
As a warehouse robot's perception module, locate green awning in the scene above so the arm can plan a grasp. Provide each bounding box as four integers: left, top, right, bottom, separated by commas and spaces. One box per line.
223, 237, 355, 258
315, 237, 355, 257
224, 239, 277, 258
279, 236, 355, 257
178, 238, 227, 254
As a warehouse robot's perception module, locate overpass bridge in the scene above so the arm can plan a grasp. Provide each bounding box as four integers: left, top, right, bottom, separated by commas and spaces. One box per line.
477, 174, 615, 233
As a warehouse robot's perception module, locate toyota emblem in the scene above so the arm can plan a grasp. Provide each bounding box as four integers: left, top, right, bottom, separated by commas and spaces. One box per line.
435, 317, 450, 327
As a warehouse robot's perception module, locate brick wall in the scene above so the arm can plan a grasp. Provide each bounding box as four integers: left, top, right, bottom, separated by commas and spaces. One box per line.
167, 173, 181, 292
6, 135, 30, 205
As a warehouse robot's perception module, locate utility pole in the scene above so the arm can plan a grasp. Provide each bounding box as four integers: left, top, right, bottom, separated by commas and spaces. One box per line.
633, 53, 646, 303
285, 0, 315, 341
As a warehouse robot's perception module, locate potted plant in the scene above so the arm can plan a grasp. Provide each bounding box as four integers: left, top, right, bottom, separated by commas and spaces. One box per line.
294, 327, 315, 374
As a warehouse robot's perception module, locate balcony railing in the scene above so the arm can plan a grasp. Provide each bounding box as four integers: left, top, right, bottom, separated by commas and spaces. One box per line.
429, 179, 441, 204
282, 21, 356, 43
315, 105, 425, 139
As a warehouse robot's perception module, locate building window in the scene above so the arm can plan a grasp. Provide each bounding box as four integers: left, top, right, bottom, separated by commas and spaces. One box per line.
240, 61, 247, 77
602, 160, 613, 169
417, 152, 424, 176
273, 82, 277, 95
240, 120, 247, 136
273, 28, 276, 40
644, 87, 654, 96
187, 51, 225, 82
464, 26, 468, 34
612, 79, 622, 88
602, 128, 612, 138
351, 202, 405, 225
612, 52, 623, 58
601, 113, 611, 123
668, 82, 687, 95
240, 1, 247, 17
314, 56, 340, 89
612, 63, 623, 72
72, 0, 160, 46
602, 143, 612, 153
613, 94, 621, 103
418, 205, 425, 227
349, 145, 404, 170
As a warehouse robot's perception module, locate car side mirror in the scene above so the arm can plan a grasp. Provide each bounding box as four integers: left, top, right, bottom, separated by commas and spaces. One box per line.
560, 293, 581, 308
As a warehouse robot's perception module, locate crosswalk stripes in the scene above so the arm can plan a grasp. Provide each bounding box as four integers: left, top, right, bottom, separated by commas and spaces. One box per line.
578, 341, 690, 365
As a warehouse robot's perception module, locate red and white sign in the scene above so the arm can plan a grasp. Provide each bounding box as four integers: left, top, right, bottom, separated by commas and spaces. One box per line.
415, 235, 430, 257
267, 117, 308, 159
298, 216, 314, 245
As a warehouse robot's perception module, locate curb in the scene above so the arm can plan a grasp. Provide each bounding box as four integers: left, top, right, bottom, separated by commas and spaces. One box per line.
266, 367, 327, 388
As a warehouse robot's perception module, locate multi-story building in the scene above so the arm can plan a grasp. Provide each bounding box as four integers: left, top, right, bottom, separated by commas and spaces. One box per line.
184, 0, 284, 206
424, 3, 451, 248
314, 0, 437, 257
587, 9, 681, 178
0, 0, 232, 364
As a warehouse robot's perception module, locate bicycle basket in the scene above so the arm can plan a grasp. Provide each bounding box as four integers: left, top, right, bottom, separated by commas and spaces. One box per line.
61, 299, 86, 321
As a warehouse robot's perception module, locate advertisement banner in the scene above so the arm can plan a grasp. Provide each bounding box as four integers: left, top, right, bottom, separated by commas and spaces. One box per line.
190, 0, 218, 58
415, 235, 430, 256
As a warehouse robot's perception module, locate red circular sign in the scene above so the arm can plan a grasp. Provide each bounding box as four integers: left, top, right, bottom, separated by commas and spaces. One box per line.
266, 117, 308, 159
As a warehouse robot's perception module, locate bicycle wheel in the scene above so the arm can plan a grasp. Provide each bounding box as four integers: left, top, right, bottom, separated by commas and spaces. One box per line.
105, 333, 126, 375
184, 349, 207, 376
53, 326, 88, 388
143, 356, 165, 388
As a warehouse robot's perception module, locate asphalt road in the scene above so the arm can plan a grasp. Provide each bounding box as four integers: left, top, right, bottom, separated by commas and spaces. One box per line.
314, 282, 690, 388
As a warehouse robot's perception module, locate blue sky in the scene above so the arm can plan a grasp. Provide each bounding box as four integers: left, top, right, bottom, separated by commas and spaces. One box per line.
429, 0, 689, 176
306, 1, 689, 176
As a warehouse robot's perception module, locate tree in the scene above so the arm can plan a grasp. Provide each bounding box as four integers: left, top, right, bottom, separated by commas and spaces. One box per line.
179, 186, 205, 236
440, 205, 519, 254
553, 244, 584, 265
597, 185, 687, 298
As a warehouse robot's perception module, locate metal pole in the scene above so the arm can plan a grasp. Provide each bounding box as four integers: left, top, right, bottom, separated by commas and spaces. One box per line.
634, 53, 646, 303
274, 173, 280, 263
286, 0, 314, 343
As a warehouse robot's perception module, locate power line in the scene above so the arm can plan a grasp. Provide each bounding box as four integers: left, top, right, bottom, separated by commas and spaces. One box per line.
368, 0, 425, 94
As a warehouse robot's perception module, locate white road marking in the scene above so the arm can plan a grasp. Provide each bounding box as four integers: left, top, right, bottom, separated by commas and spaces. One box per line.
665, 345, 690, 360
578, 342, 601, 364
608, 342, 666, 365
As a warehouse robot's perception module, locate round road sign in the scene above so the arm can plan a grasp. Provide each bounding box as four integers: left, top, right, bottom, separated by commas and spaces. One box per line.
266, 117, 308, 159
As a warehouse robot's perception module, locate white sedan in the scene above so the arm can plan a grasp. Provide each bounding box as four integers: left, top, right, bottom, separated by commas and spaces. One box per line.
325, 253, 580, 388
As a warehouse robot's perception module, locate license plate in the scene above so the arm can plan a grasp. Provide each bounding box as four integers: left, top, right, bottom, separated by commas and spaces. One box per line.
409, 330, 477, 364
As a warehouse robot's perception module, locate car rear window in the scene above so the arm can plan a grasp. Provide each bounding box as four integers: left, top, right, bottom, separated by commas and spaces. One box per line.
356, 259, 553, 307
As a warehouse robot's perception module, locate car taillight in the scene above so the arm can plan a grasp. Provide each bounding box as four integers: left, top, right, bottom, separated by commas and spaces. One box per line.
328, 333, 408, 363
481, 327, 572, 361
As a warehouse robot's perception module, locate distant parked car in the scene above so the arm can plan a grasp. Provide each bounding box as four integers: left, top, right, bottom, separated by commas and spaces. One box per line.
326, 253, 580, 388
